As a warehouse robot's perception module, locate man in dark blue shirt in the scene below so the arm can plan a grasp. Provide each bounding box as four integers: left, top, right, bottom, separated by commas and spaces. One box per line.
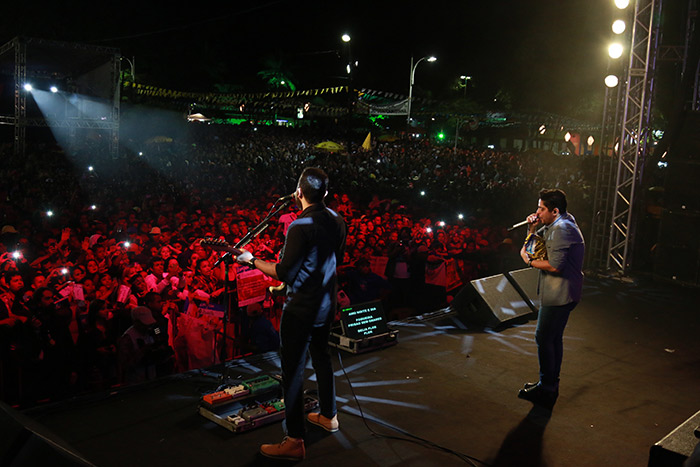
237, 167, 346, 461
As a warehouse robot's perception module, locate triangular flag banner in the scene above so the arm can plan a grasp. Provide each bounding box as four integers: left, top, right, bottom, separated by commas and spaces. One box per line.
361, 132, 372, 151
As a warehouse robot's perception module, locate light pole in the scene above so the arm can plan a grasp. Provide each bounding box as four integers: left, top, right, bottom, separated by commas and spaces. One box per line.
342, 34, 353, 152
406, 55, 437, 130
460, 75, 472, 97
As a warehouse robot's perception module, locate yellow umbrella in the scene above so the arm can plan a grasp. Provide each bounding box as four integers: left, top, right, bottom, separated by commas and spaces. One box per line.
315, 141, 345, 152
145, 136, 173, 144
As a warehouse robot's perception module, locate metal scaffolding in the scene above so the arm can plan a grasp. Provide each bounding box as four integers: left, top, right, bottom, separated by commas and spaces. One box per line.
0, 37, 121, 159
588, 0, 663, 275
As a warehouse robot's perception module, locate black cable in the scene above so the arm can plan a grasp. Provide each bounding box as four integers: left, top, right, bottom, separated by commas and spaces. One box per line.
335, 349, 490, 466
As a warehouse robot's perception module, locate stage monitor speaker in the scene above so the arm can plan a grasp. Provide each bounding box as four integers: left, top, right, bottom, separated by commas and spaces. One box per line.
0, 402, 93, 467
451, 273, 535, 328
654, 209, 700, 287
505, 267, 540, 313
649, 408, 700, 467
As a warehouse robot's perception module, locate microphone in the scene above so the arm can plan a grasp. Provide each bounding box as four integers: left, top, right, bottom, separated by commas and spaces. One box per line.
278, 193, 295, 202
507, 219, 530, 231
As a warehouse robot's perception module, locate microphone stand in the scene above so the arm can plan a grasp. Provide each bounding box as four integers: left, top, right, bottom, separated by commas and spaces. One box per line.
215, 197, 293, 386
234, 197, 294, 251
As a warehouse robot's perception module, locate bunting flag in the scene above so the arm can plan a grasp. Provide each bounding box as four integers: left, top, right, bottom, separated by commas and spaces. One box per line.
361, 132, 372, 151
122, 81, 350, 104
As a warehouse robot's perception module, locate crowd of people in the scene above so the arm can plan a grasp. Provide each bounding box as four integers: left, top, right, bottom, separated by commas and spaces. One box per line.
0, 123, 597, 408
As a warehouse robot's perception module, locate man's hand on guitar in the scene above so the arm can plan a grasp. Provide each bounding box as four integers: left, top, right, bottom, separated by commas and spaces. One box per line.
235, 250, 255, 267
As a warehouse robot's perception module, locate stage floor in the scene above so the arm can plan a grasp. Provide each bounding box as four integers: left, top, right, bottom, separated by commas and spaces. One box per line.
20, 276, 700, 466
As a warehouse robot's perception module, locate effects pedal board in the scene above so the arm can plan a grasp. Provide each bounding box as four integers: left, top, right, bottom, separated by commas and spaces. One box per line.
198, 374, 319, 433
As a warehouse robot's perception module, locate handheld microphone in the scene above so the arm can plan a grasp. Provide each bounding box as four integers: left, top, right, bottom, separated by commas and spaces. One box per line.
507, 219, 530, 231
278, 193, 295, 202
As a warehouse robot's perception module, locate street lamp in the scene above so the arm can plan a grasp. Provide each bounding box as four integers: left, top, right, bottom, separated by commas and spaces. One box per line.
460, 75, 472, 97
407, 55, 437, 128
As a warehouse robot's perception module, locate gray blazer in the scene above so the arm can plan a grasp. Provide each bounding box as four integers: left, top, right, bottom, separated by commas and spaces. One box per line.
539, 213, 585, 307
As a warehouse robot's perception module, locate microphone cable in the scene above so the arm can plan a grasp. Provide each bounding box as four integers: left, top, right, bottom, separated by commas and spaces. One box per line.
335, 349, 491, 466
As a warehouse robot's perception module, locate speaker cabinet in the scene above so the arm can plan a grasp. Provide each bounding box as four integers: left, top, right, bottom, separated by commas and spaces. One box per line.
505, 267, 540, 313
451, 272, 536, 328
649, 408, 700, 467
0, 402, 91, 467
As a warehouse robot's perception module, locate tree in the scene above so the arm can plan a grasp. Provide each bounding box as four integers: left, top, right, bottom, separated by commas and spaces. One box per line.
257, 54, 297, 91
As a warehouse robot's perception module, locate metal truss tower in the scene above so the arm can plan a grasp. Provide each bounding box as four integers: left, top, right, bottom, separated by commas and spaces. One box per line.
0, 37, 121, 159
588, 0, 663, 274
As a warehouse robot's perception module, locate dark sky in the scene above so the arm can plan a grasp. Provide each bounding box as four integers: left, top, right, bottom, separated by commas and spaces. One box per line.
1, 0, 617, 115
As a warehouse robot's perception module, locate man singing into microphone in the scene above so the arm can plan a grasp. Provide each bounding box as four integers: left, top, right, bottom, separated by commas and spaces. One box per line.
236, 167, 346, 461
517, 188, 584, 410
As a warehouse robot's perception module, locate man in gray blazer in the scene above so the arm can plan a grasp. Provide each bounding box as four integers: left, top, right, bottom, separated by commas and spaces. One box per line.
518, 188, 584, 409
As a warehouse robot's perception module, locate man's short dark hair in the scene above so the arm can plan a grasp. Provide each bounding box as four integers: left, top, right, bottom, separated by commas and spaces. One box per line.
144, 291, 161, 307
298, 167, 329, 204
539, 188, 568, 213
148, 257, 164, 270
3, 270, 22, 284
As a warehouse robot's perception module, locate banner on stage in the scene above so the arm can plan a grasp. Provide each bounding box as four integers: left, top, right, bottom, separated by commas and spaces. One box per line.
445, 258, 463, 291
425, 261, 446, 287
198, 302, 226, 319
237, 268, 282, 307
370, 256, 389, 278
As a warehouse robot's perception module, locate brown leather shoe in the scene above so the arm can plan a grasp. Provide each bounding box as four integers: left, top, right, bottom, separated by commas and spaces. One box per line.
307, 412, 339, 432
260, 436, 305, 461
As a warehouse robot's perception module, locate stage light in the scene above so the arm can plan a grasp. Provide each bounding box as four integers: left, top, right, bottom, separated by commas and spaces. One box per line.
50, 86, 58, 93
90, 205, 97, 210
12, 251, 21, 259
88, 165, 94, 171
46, 210, 54, 217
138, 152, 143, 156
23, 83, 33, 91
588, 136, 595, 146
612, 20, 626, 34
420, 190, 426, 196
614, 0, 629, 8
564, 132, 571, 142
342, 33, 351, 43
458, 214, 464, 220
426, 227, 432, 234
124, 241, 131, 248
605, 75, 619, 87
438, 221, 445, 227
608, 43, 623, 59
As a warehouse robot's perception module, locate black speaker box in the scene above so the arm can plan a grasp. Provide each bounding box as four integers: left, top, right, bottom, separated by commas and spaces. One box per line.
505, 267, 540, 313
649, 408, 700, 467
654, 209, 700, 286
0, 402, 92, 467
451, 272, 536, 328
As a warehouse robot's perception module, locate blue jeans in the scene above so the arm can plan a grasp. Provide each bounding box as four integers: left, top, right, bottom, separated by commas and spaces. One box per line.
535, 301, 577, 392
279, 311, 336, 439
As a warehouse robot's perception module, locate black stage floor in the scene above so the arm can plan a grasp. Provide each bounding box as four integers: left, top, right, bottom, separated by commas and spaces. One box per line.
15, 276, 700, 466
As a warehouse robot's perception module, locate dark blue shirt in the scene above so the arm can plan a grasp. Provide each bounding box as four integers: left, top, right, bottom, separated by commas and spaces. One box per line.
276, 203, 346, 325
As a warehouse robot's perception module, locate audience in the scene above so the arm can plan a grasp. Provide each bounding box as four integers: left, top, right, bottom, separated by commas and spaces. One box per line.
0, 124, 595, 407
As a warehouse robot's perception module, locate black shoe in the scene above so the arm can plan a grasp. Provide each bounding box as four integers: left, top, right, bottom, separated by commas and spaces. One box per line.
517, 384, 558, 410
523, 381, 538, 390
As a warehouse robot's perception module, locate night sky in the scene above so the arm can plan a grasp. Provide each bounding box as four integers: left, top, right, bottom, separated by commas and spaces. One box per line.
2, 1, 621, 116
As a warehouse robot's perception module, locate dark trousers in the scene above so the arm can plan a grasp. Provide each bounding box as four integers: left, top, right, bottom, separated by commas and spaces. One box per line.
279, 311, 336, 439
535, 301, 577, 392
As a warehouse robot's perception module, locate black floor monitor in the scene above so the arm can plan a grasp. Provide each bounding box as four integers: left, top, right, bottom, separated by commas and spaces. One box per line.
339, 300, 389, 339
